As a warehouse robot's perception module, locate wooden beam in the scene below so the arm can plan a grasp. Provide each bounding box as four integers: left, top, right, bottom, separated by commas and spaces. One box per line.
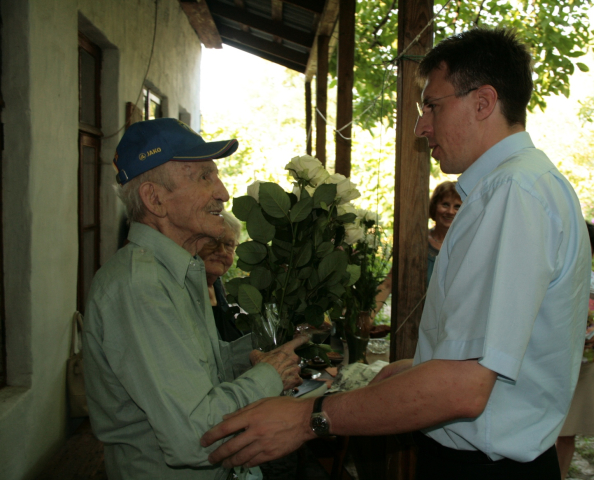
221, 38, 306, 72
179, 0, 223, 49
389, 0, 433, 475
391, 0, 433, 365
281, 0, 325, 14
271, 0, 283, 44
217, 25, 308, 66
315, 34, 329, 166
334, 0, 355, 177
208, 2, 314, 47
304, 0, 340, 81
305, 81, 313, 155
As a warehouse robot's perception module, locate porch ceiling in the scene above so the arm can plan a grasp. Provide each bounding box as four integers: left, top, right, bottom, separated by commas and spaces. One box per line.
179, 0, 339, 80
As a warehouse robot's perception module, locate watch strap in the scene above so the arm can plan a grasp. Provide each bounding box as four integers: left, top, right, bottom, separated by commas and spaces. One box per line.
313, 395, 326, 414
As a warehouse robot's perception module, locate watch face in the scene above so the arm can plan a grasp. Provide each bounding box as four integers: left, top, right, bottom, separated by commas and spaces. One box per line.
311, 414, 330, 435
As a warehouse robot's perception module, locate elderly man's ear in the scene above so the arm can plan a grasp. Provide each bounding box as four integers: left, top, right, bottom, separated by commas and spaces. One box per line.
139, 182, 168, 218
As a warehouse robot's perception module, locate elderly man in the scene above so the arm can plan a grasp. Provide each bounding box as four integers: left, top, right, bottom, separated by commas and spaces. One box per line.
83, 118, 306, 480
202, 29, 591, 479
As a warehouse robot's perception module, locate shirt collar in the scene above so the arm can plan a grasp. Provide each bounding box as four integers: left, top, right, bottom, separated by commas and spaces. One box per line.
128, 222, 199, 287
456, 131, 534, 200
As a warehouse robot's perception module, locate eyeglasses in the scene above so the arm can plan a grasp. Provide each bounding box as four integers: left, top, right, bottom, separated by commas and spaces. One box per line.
416, 88, 478, 118
203, 239, 237, 254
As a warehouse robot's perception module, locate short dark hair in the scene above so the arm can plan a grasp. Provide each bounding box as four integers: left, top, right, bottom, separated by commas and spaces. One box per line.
429, 181, 461, 221
586, 221, 594, 253
419, 28, 533, 127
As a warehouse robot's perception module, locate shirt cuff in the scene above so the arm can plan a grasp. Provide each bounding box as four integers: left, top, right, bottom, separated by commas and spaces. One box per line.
239, 362, 283, 397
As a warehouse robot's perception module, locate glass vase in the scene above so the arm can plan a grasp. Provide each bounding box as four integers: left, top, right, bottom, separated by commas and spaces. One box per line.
251, 303, 291, 352
346, 311, 371, 364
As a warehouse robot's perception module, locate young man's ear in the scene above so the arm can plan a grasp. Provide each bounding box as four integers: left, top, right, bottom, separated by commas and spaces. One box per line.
476, 85, 498, 120
139, 182, 168, 218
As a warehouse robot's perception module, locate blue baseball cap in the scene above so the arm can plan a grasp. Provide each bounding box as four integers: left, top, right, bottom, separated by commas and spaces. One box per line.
113, 118, 239, 185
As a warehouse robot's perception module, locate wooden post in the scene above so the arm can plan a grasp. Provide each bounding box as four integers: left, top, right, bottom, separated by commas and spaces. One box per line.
305, 81, 312, 155
388, 0, 433, 478
315, 35, 329, 165
334, 0, 355, 177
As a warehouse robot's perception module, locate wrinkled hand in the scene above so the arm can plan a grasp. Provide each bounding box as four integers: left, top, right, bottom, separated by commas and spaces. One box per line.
250, 335, 309, 391
201, 396, 315, 468
369, 358, 414, 385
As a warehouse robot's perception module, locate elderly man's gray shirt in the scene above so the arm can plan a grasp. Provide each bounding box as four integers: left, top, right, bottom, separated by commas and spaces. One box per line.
83, 222, 282, 480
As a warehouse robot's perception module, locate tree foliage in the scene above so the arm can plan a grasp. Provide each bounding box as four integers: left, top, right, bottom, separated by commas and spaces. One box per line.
332, 0, 594, 130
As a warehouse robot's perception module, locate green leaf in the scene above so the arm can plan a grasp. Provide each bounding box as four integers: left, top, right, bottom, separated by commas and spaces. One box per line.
290, 197, 314, 223
246, 207, 275, 244
236, 259, 256, 272
303, 304, 325, 327
249, 266, 273, 290
297, 266, 314, 279
225, 277, 249, 297
577, 62, 589, 72
236, 241, 268, 264
316, 241, 334, 258
294, 241, 313, 267
232, 196, 258, 222
259, 182, 291, 218
313, 184, 337, 208
234, 313, 252, 331
336, 213, 357, 224
237, 284, 263, 314
318, 250, 347, 281
346, 264, 361, 286
327, 283, 346, 298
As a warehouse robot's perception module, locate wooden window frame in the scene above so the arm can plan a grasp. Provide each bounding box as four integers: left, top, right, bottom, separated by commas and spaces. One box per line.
77, 33, 102, 313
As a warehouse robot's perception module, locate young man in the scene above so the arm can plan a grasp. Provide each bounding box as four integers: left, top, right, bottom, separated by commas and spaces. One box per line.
83, 118, 307, 480
201, 29, 591, 479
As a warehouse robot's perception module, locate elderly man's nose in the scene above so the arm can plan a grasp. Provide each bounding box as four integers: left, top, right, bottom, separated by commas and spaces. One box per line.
215, 178, 230, 202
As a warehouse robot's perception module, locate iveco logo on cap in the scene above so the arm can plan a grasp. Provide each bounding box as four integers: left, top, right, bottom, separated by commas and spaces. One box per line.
139, 153, 147, 160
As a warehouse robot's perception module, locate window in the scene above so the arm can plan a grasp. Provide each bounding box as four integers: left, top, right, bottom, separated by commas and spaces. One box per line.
78, 33, 101, 313
143, 87, 162, 120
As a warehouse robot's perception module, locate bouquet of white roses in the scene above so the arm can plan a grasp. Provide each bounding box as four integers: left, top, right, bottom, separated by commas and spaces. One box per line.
225, 155, 363, 352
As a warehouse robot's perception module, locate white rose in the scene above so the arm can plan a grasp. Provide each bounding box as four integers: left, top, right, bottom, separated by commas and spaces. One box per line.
324, 174, 361, 205
247, 180, 262, 202
365, 233, 379, 248
357, 209, 379, 225
285, 155, 329, 187
344, 223, 365, 245
337, 203, 357, 217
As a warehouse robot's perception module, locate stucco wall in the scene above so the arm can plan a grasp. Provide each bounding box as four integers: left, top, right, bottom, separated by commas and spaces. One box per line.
0, 1, 203, 478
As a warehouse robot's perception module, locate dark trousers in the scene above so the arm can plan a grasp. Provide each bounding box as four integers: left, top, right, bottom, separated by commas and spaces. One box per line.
414, 432, 561, 480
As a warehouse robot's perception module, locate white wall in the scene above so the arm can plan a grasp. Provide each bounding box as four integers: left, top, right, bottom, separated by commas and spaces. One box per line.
0, 1, 203, 478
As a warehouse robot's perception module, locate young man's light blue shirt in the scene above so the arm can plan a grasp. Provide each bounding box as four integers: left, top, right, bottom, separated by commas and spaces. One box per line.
414, 132, 591, 462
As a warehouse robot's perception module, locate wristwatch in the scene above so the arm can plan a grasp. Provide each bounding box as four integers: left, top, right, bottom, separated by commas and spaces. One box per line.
310, 395, 331, 436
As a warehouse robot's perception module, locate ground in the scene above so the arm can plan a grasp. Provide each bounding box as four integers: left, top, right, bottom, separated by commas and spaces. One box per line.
569, 437, 594, 479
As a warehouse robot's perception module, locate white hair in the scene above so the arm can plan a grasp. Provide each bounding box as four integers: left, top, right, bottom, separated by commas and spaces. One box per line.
221, 210, 241, 242
115, 162, 176, 223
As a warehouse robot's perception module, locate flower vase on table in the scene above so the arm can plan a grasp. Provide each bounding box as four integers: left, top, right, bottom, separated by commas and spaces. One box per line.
346, 311, 371, 364
251, 303, 290, 352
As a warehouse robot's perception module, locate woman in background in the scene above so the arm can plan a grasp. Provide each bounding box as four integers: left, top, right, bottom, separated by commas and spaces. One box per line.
427, 181, 462, 282
198, 210, 243, 342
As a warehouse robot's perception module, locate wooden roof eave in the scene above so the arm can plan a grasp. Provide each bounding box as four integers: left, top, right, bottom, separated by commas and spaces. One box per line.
179, 0, 223, 49
304, 0, 340, 82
